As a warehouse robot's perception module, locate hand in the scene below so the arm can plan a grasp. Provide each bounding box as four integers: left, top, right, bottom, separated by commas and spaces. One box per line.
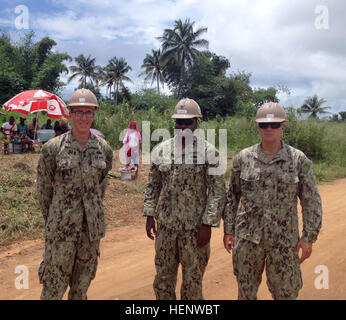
223, 234, 235, 254
296, 240, 313, 264
197, 224, 211, 248
145, 216, 156, 240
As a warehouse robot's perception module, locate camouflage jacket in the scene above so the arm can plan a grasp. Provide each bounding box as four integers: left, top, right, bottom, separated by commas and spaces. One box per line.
223, 142, 322, 247
36, 131, 113, 241
143, 136, 226, 230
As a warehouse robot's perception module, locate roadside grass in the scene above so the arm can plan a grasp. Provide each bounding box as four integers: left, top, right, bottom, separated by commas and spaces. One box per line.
0, 162, 43, 246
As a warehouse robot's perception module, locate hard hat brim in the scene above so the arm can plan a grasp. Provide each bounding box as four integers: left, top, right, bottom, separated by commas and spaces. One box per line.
255, 118, 287, 123
172, 114, 202, 119
68, 103, 98, 109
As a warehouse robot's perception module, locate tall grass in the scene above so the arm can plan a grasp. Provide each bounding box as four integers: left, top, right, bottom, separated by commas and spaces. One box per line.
0, 163, 43, 245
2, 97, 346, 182
93, 101, 346, 182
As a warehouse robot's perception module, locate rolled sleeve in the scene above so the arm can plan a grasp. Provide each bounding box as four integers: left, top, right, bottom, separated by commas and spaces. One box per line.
203, 159, 226, 227
142, 163, 162, 217
36, 144, 56, 223
100, 146, 113, 199
298, 158, 322, 243
223, 155, 241, 235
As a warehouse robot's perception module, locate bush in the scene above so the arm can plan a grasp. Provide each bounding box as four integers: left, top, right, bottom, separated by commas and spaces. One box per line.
131, 89, 178, 113
283, 118, 327, 161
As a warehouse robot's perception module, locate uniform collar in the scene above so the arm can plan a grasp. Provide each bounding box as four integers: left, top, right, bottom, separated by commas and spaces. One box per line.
66, 130, 97, 152
254, 141, 289, 163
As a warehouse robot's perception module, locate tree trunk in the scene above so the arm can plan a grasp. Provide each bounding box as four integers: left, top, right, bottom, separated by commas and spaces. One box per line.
157, 77, 160, 95
109, 85, 112, 100
115, 82, 118, 106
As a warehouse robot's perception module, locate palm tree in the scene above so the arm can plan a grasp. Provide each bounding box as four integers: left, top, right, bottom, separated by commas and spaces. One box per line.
68, 54, 98, 87
158, 18, 209, 70
300, 95, 331, 119
157, 18, 209, 96
92, 66, 106, 94
104, 57, 132, 105
140, 49, 165, 94
99, 68, 114, 99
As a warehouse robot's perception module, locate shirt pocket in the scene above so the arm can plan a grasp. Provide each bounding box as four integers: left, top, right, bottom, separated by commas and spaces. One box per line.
90, 158, 107, 182
56, 157, 79, 180
277, 172, 299, 203
240, 171, 262, 205
240, 171, 261, 191
91, 158, 107, 170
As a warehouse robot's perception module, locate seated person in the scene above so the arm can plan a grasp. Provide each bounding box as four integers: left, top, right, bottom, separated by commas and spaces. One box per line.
1, 116, 17, 154
60, 121, 70, 134
52, 126, 63, 138
17, 117, 29, 136
1, 116, 18, 137
54, 121, 60, 133
28, 118, 39, 140
41, 119, 53, 130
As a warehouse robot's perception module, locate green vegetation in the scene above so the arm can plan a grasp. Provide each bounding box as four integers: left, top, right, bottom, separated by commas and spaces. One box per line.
0, 161, 43, 245
91, 95, 346, 184
0, 31, 71, 101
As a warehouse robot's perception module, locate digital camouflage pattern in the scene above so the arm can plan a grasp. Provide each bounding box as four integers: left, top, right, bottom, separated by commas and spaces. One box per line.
143, 135, 226, 300
223, 142, 322, 299
37, 131, 113, 241
223, 142, 322, 246
143, 136, 226, 230
36, 130, 112, 300
154, 225, 210, 300
233, 237, 302, 300
39, 221, 100, 300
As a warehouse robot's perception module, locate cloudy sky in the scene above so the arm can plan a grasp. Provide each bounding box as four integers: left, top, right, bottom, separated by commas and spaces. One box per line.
1, 0, 346, 115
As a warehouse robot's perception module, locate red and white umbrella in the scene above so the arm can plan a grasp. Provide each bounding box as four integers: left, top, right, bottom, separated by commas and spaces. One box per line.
2, 89, 70, 120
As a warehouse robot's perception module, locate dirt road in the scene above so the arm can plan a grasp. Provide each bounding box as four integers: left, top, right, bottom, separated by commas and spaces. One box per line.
0, 178, 345, 300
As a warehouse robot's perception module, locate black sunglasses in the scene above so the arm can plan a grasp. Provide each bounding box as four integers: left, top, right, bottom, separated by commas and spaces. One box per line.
258, 122, 282, 129
175, 118, 195, 126
71, 110, 95, 118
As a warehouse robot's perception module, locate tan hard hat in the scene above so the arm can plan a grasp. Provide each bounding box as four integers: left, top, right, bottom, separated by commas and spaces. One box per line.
172, 98, 202, 119
67, 88, 99, 110
255, 102, 287, 123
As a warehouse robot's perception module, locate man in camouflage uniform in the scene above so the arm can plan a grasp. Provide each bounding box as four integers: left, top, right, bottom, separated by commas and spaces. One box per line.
143, 98, 226, 300
223, 102, 322, 300
36, 89, 113, 300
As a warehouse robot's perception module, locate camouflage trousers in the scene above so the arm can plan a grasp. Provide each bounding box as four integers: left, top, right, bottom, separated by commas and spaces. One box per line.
233, 237, 303, 300
38, 222, 100, 300
154, 226, 210, 300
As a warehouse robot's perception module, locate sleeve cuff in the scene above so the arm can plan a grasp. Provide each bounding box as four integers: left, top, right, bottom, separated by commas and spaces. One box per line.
202, 218, 220, 228
224, 224, 235, 235
301, 231, 318, 243
142, 206, 155, 217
